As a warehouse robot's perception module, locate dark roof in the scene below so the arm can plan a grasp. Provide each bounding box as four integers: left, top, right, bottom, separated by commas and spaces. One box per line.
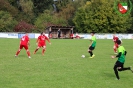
49, 26, 74, 29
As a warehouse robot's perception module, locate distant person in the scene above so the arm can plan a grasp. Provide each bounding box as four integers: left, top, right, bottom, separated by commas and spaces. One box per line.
70, 29, 74, 39
113, 34, 119, 54
111, 40, 133, 80
75, 33, 80, 39
15, 33, 31, 58
57, 29, 61, 38
88, 32, 96, 58
34, 32, 51, 55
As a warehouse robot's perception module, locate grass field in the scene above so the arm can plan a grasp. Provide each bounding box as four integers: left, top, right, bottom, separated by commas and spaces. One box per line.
0, 38, 133, 88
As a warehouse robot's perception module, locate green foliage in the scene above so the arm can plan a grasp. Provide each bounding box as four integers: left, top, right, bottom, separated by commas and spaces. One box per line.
34, 10, 67, 30
73, 0, 133, 33
0, 0, 19, 16
32, 0, 54, 16
0, 11, 17, 32
1, 0, 133, 33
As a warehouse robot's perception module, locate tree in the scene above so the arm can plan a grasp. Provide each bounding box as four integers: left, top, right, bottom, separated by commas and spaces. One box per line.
0, 11, 17, 32
34, 10, 67, 31
0, 0, 19, 16
73, 0, 132, 33
32, 0, 54, 16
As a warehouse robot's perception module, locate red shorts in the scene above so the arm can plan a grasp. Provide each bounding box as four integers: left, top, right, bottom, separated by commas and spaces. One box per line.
20, 45, 28, 50
38, 43, 46, 47
114, 43, 118, 48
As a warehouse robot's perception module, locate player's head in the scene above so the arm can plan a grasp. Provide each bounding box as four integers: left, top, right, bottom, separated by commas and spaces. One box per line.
25, 33, 28, 36
113, 33, 116, 37
91, 32, 95, 36
116, 40, 121, 45
41, 32, 45, 35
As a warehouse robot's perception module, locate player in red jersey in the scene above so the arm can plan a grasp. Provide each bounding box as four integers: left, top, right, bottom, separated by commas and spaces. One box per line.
15, 33, 31, 58
113, 34, 119, 54
34, 32, 51, 55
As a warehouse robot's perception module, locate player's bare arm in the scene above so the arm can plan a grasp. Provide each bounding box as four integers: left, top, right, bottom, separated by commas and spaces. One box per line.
89, 40, 93, 47
47, 39, 51, 45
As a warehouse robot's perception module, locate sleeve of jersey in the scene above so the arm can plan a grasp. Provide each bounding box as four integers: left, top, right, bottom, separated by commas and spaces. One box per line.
116, 52, 121, 58
125, 51, 127, 56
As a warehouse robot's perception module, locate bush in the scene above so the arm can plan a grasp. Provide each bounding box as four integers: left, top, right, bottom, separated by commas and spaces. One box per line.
0, 11, 17, 32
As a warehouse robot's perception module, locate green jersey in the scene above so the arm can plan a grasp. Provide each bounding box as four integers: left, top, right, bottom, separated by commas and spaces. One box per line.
118, 46, 126, 63
91, 36, 96, 47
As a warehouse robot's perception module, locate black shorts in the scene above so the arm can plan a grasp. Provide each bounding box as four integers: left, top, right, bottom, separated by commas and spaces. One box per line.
114, 61, 124, 68
89, 46, 95, 50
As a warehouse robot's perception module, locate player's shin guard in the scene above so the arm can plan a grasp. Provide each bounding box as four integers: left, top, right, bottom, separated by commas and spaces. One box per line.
89, 51, 93, 57
27, 51, 30, 56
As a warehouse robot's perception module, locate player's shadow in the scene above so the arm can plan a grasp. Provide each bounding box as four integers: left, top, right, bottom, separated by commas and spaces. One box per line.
16, 55, 28, 58
102, 72, 115, 79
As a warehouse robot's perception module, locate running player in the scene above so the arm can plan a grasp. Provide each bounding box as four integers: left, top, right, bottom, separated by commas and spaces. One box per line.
88, 32, 96, 58
15, 33, 31, 58
111, 40, 133, 80
113, 34, 119, 54
34, 32, 51, 55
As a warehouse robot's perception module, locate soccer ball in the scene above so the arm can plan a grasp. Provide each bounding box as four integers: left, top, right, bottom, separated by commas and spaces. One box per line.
81, 55, 85, 58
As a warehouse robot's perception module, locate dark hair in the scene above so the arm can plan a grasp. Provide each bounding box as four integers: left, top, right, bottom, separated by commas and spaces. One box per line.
41, 32, 43, 35
91, 32, 95, 34
116, 40, 121, 45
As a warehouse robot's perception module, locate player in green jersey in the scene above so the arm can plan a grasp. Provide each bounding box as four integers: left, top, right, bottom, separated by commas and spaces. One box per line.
111, 40, 133, 80
88, 32, 96, 58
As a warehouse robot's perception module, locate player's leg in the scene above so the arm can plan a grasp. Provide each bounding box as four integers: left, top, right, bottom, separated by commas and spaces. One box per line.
113, 61, 121, 80
118, 64, 131, 71
42, 46, 46, 55
34, 43, 41, 54
113, 44, 117, 54
88, 46, 95, 58
15, 45, 23, 56
24, 45, 31, 58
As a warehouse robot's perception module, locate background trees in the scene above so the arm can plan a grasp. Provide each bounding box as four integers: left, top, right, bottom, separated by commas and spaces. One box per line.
0, 11, 17, 32
0, 0, 133, 33
73, 0, 133, 33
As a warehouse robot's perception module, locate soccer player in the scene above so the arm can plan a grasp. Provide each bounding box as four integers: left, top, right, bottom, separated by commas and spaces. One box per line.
113, 34, 119, 54
15, 33, 31, 58
88, 32, 96, 58
34, 32, 51, 55
111, 40, 133, 80
57, 29, 61, 38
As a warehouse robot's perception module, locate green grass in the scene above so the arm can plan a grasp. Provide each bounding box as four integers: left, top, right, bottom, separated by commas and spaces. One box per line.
0, 39, 133, 88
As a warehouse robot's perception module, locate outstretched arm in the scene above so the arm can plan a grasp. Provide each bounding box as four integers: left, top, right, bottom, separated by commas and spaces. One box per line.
46, 37, 51, 44
111, 52, 122, 59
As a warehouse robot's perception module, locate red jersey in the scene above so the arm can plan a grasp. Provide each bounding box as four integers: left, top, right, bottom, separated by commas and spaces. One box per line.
20, 35, 29, 45
113, 36, 119, 43
38, 35, 49, 44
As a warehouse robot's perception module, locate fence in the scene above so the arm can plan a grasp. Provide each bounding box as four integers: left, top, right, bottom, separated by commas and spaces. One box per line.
0, 32, 133, 39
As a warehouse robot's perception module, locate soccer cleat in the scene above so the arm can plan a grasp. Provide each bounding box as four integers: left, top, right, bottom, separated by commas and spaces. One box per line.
28, 56, 31, 58
130, 66, 133, 73
115, 78, 120, 80
15, 55, 17, 57
89, 54, 95, 58
89, 57, 93, 58
114, 53, 117, 54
